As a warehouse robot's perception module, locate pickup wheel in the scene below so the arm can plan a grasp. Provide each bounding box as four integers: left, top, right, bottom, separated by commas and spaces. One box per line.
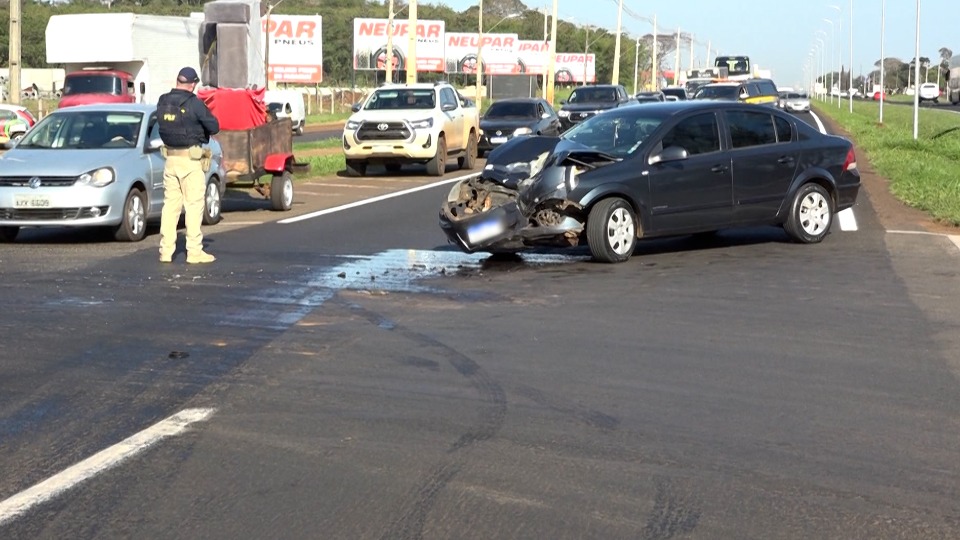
0, 226, 19, 243
426, 135, 446, 177
270, 171, 294, 211
457, 132, 477, 170
345, 160, 367, 177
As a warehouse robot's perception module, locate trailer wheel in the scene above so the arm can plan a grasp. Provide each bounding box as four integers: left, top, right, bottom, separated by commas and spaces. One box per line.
271, 171, 294, 211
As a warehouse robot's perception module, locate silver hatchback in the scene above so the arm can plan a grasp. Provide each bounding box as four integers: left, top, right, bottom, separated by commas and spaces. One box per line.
783, 92, 811, 113
0, 103, 225, 243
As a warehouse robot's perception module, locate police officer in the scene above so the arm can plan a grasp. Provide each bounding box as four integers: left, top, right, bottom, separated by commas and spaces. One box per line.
157, 66, 220, 264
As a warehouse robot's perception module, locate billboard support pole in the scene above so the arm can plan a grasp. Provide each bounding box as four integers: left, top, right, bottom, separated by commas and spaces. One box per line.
545, 0, 558, 105
385, 0, 396, 83
475, 0, 484, 109
406, 0, 418, 84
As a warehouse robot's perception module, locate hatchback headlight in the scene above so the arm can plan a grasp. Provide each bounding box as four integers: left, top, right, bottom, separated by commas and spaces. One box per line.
410, 118, 434, 129
513, 127, 533, 136
77, 167, 115, 188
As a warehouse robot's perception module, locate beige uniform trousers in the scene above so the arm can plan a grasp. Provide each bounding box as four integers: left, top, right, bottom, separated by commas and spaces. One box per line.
159, 154, 206, 258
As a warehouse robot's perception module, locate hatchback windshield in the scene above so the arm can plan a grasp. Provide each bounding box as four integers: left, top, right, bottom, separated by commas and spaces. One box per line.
485, 101, 537, 118
18, 111, 143, 149
561, 111, 663, 158
568, 87, 618, 103
364, 89, 436, 110
694, 85, 739, 100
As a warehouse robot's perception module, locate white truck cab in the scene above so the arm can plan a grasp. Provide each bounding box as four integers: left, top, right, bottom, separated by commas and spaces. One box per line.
265, 89, 307, 136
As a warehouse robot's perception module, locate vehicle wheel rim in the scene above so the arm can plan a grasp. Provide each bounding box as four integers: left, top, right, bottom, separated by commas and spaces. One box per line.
607, 207, 635, 255
799, 191, 830, 236
283, 177, 293, 206
128, 195, 145, 236
206, 183, 220, 218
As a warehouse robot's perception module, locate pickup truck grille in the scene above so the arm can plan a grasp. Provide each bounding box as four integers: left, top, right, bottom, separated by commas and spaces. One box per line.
568, 111, 596, 123
0, 176, 78, 187
356, 122, 412, 141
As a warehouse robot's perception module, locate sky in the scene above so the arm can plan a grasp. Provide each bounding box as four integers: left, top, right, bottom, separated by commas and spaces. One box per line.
438, 0, 956, 89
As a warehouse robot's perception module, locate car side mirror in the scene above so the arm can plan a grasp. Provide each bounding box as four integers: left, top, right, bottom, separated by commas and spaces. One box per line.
541, 112, 551, 119
648, 145, 689, 165
351, 103, 361, 113
442, 102, 457, 112
148, 137, 163, 151
739, 91, 749, 100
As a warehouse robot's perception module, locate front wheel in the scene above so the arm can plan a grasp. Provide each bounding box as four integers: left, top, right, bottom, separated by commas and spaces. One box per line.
345, 160, 367, 177
270, 171, 294, 211
203, 177, 222, 225
586, 198, 637, 263
114, 187, 147, 242
784, 182, 832, 243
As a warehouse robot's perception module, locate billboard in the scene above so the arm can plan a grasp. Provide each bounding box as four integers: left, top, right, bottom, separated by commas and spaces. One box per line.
353, 18, 445, 72
554, 53, 596, 84
445, 33, 523, 74
516, 40, 549, 74
262, 15, 323, 83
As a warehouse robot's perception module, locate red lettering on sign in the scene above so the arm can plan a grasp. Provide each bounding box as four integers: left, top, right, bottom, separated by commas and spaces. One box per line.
518, 41, 548, 52
357, 20, 441, 38
263, 19, 317, 38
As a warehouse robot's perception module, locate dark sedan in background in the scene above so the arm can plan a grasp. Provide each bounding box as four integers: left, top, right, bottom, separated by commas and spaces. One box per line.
557, 84, 634, 132
439, 101, 860, 263
478, 98, 561, 158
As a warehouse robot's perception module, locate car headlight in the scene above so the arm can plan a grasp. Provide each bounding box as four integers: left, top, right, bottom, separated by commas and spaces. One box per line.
77, 167, 115, 188
410, 118, 434, 129
558, 110, 570, 118
345, 119, 361, 130
513, 127, 533, 136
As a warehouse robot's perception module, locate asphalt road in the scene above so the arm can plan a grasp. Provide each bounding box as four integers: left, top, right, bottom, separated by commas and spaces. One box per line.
2, 114, 960, 539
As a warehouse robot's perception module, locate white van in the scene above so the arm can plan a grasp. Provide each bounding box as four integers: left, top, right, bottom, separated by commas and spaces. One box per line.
265, 90, 306, 135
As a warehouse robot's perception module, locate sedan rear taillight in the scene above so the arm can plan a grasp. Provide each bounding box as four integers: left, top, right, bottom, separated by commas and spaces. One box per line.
843, 148, 857, 171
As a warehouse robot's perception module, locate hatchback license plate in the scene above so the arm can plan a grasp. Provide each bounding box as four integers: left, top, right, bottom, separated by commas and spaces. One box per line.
490, 136, 508, 144
15, 195, 51, 208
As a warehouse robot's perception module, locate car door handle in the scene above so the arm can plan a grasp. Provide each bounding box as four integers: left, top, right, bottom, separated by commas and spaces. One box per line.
711, 164, 729, 173
777, 156, 795, 165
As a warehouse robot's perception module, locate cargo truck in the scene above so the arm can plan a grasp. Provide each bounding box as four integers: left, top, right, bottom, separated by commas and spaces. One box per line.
46, 13, 202, 108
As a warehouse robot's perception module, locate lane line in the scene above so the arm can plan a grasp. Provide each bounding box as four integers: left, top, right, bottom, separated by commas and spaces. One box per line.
0, 408, 216, 526
951, 236, 960, 252
809, 110, 828, 134
279, 172, 479, 224
837, 208, 858, 231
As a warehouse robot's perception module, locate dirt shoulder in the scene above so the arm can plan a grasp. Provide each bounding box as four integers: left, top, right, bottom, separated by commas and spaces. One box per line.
816, 111, 960, 235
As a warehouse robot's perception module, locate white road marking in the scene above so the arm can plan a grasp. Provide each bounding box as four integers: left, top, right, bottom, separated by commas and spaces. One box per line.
0, 408, 216, 526
887, 230, 960, 254
837, 208, 858, 231
279, 172, 480, 224
809, 110, 828, 134
951, 236, 960, 252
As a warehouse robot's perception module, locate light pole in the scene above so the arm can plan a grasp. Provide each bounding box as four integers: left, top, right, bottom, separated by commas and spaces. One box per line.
673, 27, 681, 86
583, 25, 595, 86
848, 0, 853, 112
406, 0, 418, 84
913, 0, 920, 140
633, 37, 641, 94
823, 17, 835, 103
384, 0, 409, 84
611, 0, 624, 84
815, 35, 826, 98
829, 4, 842, 108
651, 14, 658, 90
263, 0, 287, 90
545, 0, 558, 105
879, 0, 885, 123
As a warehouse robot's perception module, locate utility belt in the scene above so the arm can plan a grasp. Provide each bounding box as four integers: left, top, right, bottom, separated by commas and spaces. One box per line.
162, 145, 212, 172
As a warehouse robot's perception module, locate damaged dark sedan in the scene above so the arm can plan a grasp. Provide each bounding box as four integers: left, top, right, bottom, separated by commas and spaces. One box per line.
438, 101, 861, 263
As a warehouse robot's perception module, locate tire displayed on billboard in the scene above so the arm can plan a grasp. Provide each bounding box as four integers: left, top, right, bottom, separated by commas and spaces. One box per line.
555, 69, 574, 84
372, 46, 405, 71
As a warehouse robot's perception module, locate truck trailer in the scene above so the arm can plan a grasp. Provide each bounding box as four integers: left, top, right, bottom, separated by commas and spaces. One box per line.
46, 13, 201, 108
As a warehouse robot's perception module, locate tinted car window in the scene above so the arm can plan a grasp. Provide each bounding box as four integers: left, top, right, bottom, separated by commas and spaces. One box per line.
568, 87, 618, 103
747, 83, 761, 96
758, 81, 778, 95
774, 116, 793, 143
441, 88, 459, 109
366, 89, 436, 110
660, 113, 720, 156
726, 111, 777, 148
694, 85, 738, 100
486, 101, 537, 118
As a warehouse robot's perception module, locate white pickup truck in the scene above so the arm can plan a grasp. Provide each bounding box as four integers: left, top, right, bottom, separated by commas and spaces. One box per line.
342, 82, 480, 177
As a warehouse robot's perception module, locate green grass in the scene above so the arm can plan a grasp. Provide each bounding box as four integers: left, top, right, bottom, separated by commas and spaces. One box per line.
305, 111, 352, 125
293, 138, 342, 152
302, 154, 346, 178
813, 97, 960, 225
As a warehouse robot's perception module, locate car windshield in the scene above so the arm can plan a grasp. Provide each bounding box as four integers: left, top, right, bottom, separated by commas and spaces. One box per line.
485, 101, 537, 119
787, 93, 804, 99
364, 89, 436, 110
694, 85, 739, 100
62, 75, 123, 96
18, 111, 143, 149
561, 110, 663, 158
662, 89, 685, 99
568, 88, 618, 103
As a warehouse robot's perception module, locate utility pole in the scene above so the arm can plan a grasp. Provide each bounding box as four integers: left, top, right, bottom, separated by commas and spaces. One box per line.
673, 26, 680, 86
545, 0, 558, 104
651, 14, 658, 90
405, 0, 418, 84
542, 6, 548, 95
475, 0, 484, 108
385, 0, 396, 83
611, 0, 623, 84
8, 0, 22, 105
688, 33, 694, 71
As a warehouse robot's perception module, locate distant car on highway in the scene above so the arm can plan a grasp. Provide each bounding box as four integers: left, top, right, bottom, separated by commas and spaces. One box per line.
0, 103, 225, 243
557, 84, 634, 131
635, 91, 666, 103
0, 104, 36, 148
439, 101, 860, 263
478, 98, 561, 158
660, 87, 688, 101
918, 82, 941, 103
782, 92, 811, 113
